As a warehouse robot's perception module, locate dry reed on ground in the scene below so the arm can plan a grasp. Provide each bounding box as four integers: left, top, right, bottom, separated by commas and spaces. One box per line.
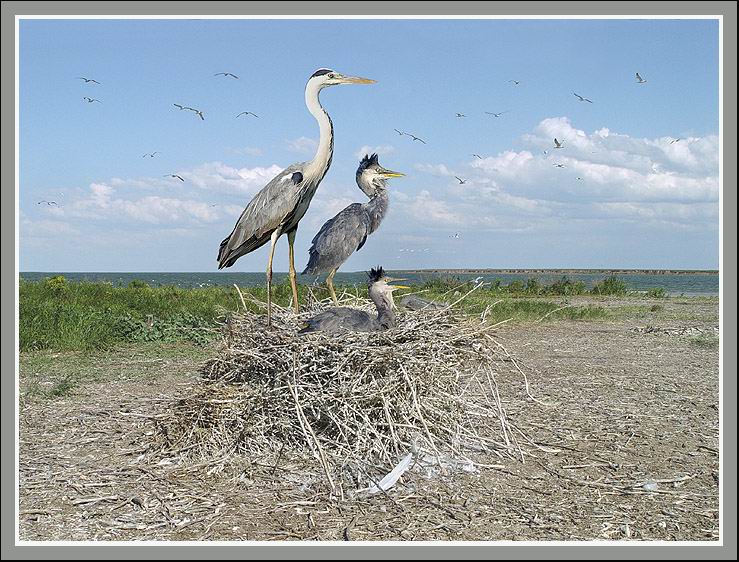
154, 286, 534, 491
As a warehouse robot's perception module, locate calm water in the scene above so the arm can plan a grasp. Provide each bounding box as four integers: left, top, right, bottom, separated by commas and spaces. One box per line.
20, 270, 719, 296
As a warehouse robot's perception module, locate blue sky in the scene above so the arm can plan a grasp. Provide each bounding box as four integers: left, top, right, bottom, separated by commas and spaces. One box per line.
19, 18, 720, 272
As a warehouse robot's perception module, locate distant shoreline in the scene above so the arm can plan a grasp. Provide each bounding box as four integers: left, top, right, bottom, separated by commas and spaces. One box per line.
394, 268, 719, 276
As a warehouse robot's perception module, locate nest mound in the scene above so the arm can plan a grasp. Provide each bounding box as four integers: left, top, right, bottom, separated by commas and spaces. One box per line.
154, 290, 535, 490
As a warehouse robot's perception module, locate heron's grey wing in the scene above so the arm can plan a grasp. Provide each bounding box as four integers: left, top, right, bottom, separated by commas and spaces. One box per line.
299, 307, 375, 333
218, 164, 305, 268
303, 203, 371, 274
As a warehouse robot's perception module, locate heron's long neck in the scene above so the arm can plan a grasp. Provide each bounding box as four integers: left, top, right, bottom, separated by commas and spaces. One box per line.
305, 83, 334, 181
363, 191, 389, 234
370, 291, 396, 330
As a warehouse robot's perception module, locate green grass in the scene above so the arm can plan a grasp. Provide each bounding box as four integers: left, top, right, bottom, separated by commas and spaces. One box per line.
689, 335, 720, 349
20, 341, 209, 401
20, 274, 670, 353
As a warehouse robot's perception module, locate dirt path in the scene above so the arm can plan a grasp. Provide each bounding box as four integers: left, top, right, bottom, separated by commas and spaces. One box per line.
18, 299, 720, 541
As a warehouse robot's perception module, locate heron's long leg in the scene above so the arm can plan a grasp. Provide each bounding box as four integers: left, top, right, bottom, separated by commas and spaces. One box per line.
266, 229, 280, 327
326, 269, 338, 305
287, 229, 300, 314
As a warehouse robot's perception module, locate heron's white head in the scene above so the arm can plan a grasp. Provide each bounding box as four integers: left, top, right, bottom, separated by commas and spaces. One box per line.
367, 266, 409, 312
356, 153, 404, 197
307, 68, 376, 89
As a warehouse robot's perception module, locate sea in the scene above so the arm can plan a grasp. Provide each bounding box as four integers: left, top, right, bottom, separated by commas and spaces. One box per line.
19, 270, 720, 296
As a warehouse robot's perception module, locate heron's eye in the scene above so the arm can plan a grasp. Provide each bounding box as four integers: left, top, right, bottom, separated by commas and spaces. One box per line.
328, 73, 336, 79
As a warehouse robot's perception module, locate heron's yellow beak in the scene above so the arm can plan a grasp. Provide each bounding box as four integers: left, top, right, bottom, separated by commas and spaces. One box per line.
390, 284, 411, 290
340, 75, 376, 85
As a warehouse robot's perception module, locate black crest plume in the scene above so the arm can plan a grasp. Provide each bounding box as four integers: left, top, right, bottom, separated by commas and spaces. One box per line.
367, 266, 385, 283
358, 153, 379, 173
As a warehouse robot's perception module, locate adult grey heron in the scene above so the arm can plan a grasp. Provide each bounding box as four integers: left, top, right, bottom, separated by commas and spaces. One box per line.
573, 92, 593, 103
217, 68, 375, 325
636, 72, 647, 84
302, 153, 404, 304
299, 266, 408, 333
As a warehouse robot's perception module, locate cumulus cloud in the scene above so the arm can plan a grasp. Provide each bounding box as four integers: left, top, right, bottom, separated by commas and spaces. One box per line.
354, 145, 395, 159
409, 117, 720, 231
286, 136, 318, 154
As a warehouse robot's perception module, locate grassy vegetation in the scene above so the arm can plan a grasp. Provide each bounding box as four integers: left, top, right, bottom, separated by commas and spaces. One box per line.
20, 274, 668, 353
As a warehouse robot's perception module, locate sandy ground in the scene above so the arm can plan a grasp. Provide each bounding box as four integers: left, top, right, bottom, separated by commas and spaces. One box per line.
18, 297, 720, 541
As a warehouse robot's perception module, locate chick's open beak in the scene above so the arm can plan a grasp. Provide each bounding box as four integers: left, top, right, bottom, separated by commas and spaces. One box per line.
379, 168, 405, 178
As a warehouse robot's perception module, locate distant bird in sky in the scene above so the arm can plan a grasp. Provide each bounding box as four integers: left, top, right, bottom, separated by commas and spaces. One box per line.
164, 174, 185, 182
83, 97, 101, 103
236, 111, 259, 118
214, 72, 239, 79
455, 112, 467, 118
393, 128, 405, 136
636, 72, 647, 84
142, 151, 160, 158
182, 107, 204, 120
451, 232, 460, 239
77, 77, 100, 84
485, 111, 509, 118
573, 92, 593, 103
576, 176, 584, 180
553, 163, 566, 168
37, 200, 58, 206
554, 138, 564, 149
408, 133, 426, 144
454, 176, 467, 184
542, 150, 549, 156
670, 138, 682, 144
471, 154, 483, 159
173, 103, 187, 110
508, 79, 521, 85
209, 203, 218, 207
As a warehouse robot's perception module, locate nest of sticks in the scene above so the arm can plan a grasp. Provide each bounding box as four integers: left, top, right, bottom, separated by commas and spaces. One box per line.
154, 285, 538, 492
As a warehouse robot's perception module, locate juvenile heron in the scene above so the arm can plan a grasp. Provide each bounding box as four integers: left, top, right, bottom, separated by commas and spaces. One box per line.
299, 266, 408, 333
302, 153, 404, 304
217, 68, 375, 325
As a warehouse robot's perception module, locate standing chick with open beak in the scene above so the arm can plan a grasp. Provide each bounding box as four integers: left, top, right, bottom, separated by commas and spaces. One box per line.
303, 153, 404, 304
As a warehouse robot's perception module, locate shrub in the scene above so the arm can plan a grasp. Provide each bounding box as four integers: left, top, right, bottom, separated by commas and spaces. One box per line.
591, 276, 628, 296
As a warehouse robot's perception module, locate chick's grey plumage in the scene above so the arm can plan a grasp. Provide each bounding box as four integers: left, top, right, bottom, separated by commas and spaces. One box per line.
302, 154, 402, 303
299, 266, 403, 334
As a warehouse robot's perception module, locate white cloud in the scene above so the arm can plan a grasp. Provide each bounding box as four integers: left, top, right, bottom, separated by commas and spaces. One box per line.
286, 136, 318, 154
354, 145, 395, 159
403, 117, 718, 234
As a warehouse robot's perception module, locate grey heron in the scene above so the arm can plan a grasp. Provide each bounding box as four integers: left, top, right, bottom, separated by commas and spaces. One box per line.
83, 97, 101, 103
164, 174, 185, 182
454, 176, 467, 184
553, 163, 566, 168
236, 111, 259, 118
509, 80, 521, 85
471, 154, 483, 159
302, 153, 404, 304
670, 138, 682, 144
299, 266, 408, 333
485, 111, 508, 118
77, 77, 101, 84
455, 112, 467, 118
142, 151, 161, 158
573, 92, 593, 103
636, 72, 647, 84
214, 72, 240, 79
217, 68, 375, 326
553, 138, 564, 149
407, 133, 426, 144
37, 200, 58, 206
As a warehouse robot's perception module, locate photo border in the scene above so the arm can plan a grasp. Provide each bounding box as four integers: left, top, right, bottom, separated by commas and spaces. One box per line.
2, 1, 735, 559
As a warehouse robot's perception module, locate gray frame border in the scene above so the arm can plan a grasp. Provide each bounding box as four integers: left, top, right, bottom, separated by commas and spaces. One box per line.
2, 1, 735, 559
